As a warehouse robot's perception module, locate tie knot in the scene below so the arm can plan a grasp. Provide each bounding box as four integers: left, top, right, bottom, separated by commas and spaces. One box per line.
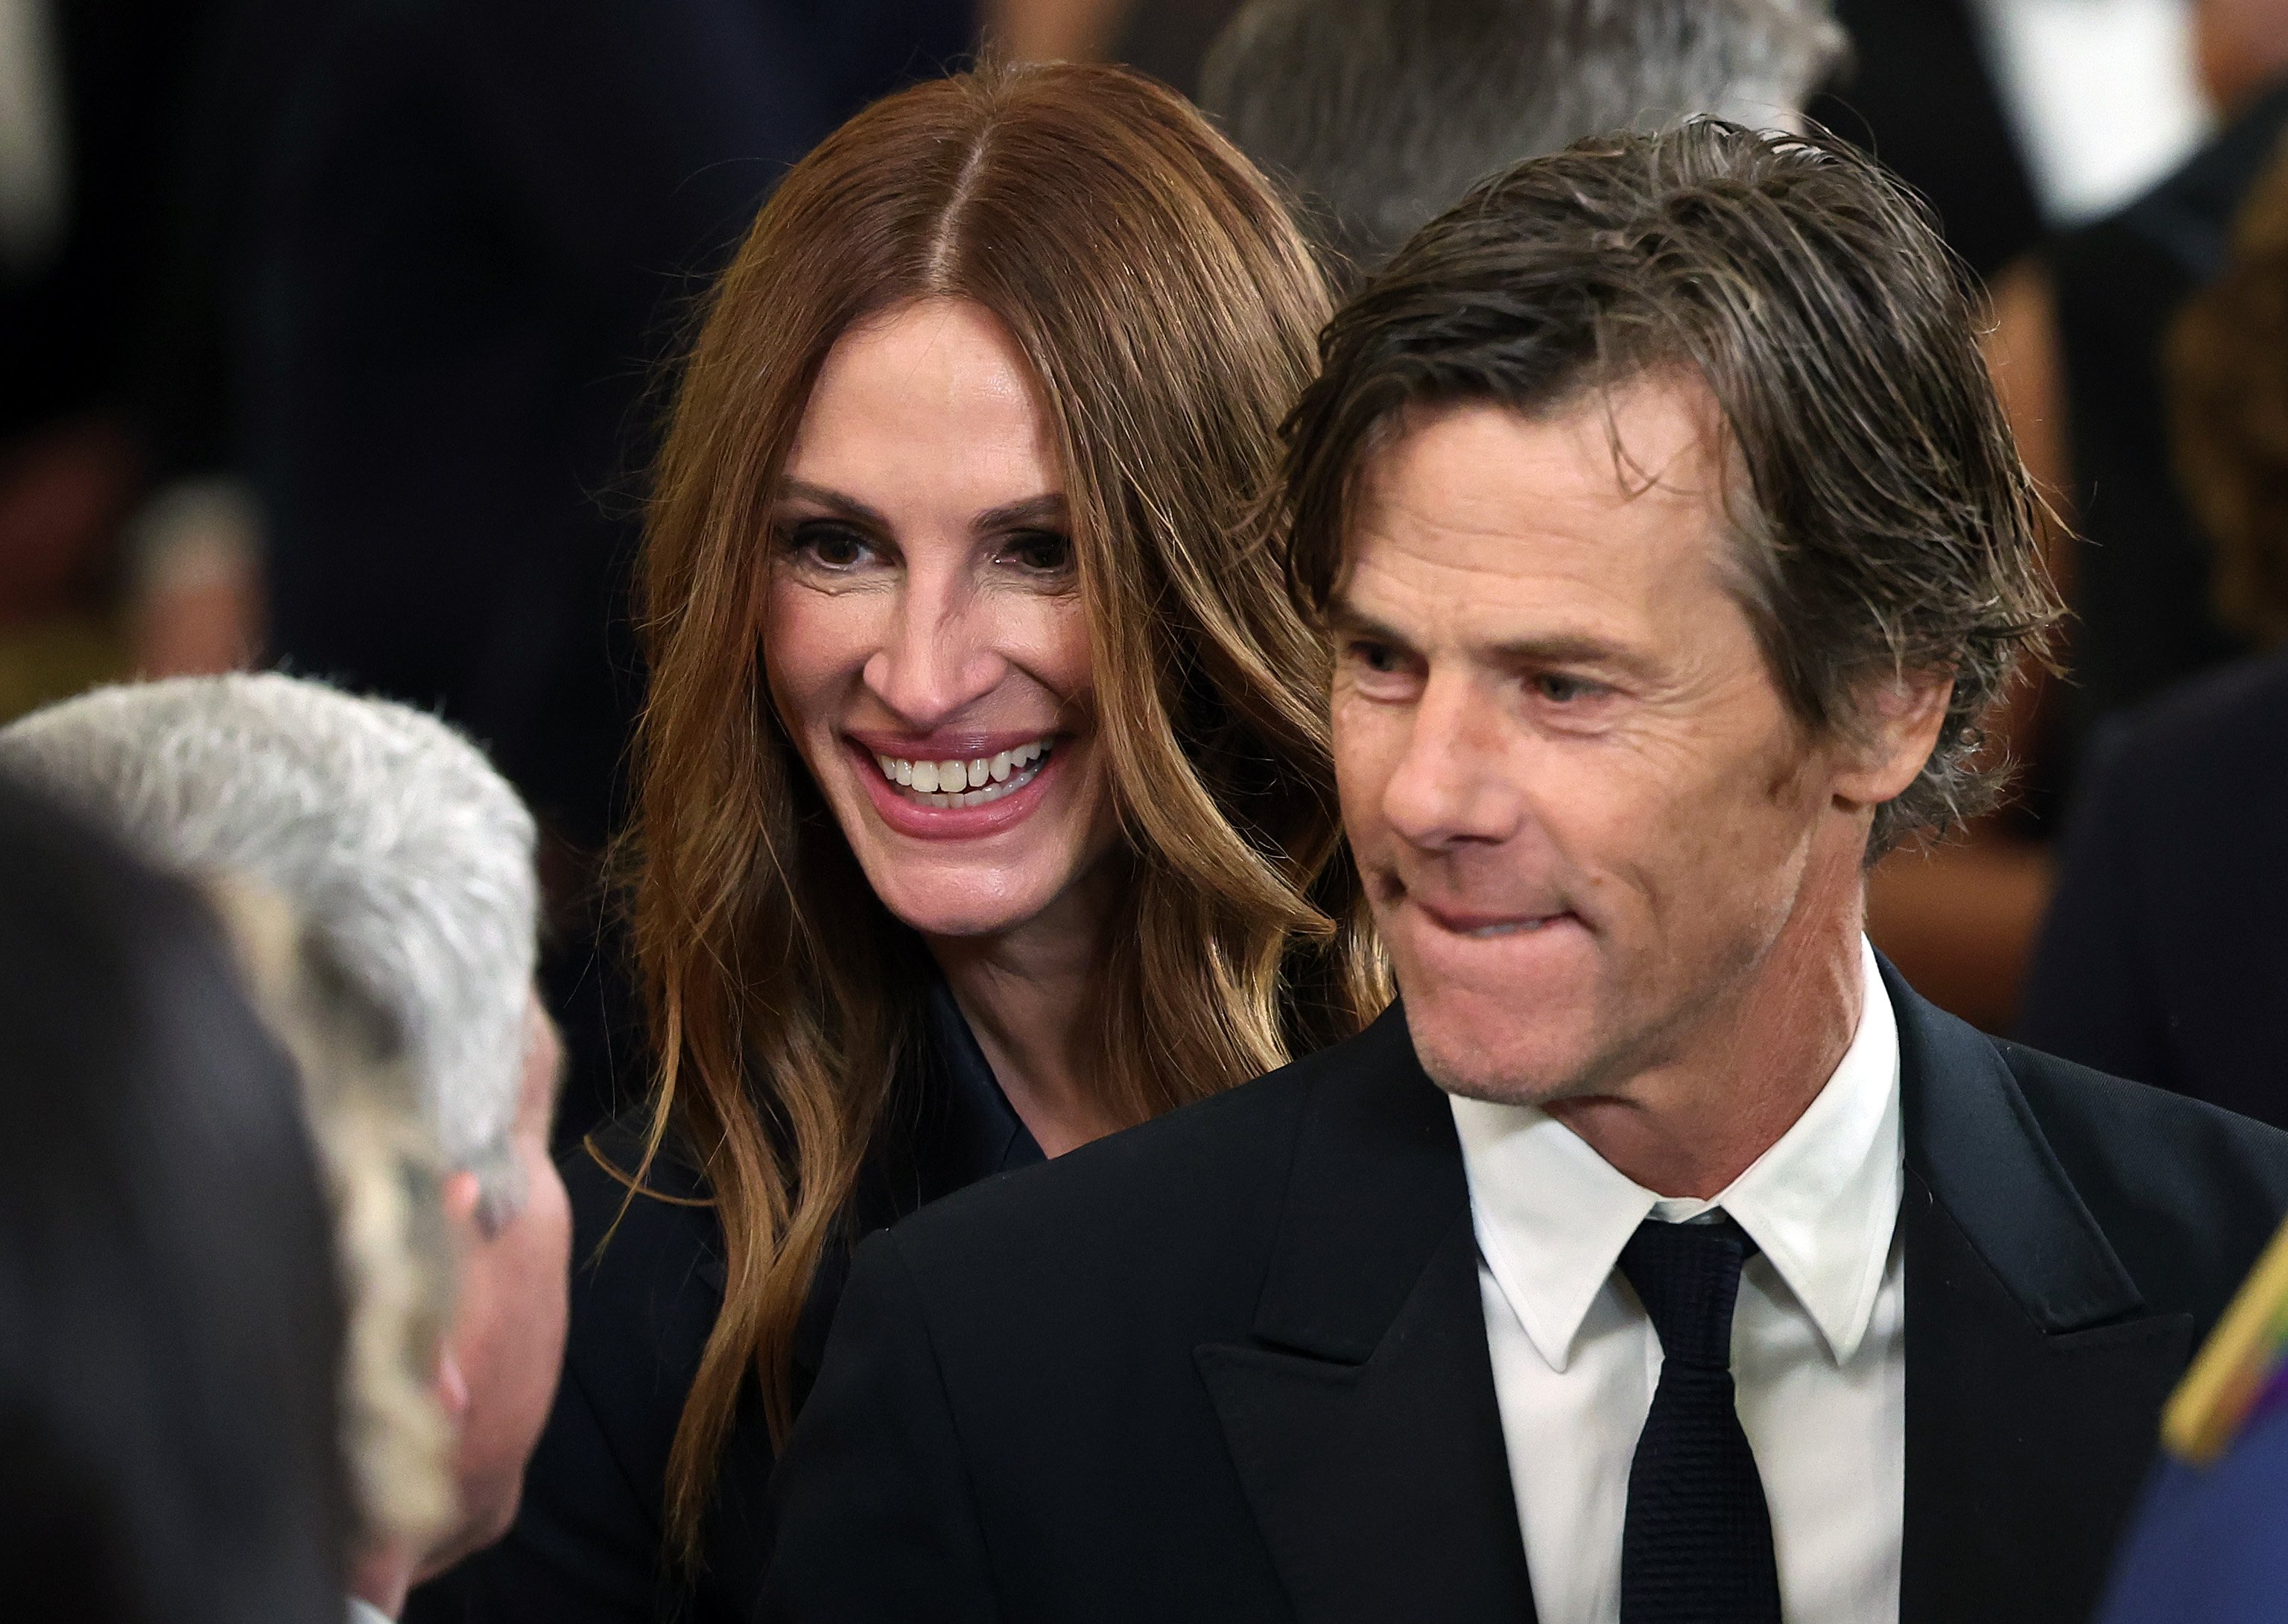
1617, 1215, 1758, 1370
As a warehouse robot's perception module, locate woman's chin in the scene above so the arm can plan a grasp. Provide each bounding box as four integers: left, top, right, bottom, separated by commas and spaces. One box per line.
875, 887, 1064, 943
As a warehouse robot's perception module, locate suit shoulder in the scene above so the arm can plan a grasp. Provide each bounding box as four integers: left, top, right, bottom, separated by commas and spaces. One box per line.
2002, 1041, 2288, 1309
2002, 1040, 2288, 1176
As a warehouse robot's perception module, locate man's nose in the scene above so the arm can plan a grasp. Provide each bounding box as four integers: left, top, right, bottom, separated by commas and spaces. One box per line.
1378, 673, 1524, 850
861, 568, 1007, 727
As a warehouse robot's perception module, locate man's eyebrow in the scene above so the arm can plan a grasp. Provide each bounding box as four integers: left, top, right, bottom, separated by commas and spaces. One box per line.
1323, 599, 1418, 650
1327, 597, 1646, 672
1486, 633, 1641, 668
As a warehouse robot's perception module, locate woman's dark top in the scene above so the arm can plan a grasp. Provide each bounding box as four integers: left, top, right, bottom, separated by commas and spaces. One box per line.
405, 979, 1042, 1623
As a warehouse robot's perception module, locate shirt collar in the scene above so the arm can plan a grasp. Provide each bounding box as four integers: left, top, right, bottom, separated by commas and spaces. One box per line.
1451, 936, 1902, 1372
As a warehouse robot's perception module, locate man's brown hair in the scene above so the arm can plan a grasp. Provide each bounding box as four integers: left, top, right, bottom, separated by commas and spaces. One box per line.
1280, 120, 2061, 854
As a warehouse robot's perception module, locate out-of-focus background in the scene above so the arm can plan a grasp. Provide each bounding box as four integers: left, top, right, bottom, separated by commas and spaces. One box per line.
5, 0, 2279, 1143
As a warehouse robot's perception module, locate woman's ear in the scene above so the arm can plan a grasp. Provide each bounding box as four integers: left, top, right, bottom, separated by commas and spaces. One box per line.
1834, 672, 1954, 809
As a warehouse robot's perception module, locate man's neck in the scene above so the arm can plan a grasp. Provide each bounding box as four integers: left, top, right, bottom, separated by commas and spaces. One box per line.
349, 1541, 419, 1620
1544, 891, 1869, 1201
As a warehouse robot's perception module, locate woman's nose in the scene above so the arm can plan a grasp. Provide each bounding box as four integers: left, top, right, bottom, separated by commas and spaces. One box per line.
861, 572, 1006, 727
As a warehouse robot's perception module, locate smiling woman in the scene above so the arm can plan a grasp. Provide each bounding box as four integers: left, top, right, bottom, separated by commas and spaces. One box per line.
413, 61, 1384, 1624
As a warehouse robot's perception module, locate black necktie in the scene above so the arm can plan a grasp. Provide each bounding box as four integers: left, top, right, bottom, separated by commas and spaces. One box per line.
1617, 1215, 1782, 1624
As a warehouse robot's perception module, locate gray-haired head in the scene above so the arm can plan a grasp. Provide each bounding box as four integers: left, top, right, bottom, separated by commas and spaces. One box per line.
1200, 0, 1846, 270
0, 673, 539, 1217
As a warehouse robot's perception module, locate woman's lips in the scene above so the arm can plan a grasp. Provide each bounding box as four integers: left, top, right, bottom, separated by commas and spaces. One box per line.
843, 735, 1065, 840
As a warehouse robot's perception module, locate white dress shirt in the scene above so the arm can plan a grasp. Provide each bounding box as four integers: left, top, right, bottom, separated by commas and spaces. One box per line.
1451, 937, 1904, 1624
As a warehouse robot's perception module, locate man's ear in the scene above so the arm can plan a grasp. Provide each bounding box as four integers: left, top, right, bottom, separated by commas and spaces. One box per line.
434, 1345, 470, 1425
1834, 672, 1953, 809
441, 1168, 484, 1237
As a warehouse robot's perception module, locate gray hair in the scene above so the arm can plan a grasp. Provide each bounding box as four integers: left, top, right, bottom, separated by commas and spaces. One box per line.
1200, 0, 1846, 268
215, 881, 457, 1558
0, 673, 539, 1214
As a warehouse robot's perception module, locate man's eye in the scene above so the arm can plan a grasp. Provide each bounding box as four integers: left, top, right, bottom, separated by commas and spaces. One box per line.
1533, 672, 1602, 703
1349, 640, 1405, 674
784, 521, 875, 571
1001, 530, 1074, 575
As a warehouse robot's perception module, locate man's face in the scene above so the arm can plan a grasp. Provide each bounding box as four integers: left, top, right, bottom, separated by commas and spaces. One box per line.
424, 993, 571, 1573
1331, 383, 1878, 1108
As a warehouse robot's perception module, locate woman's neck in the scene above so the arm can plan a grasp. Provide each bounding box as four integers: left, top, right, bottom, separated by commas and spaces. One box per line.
925, 867, 1124, 1158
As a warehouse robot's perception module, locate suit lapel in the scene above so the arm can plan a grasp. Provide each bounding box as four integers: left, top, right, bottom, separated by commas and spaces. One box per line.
1889, 965, 2191, 1624
1196, 1006, 1536, 1624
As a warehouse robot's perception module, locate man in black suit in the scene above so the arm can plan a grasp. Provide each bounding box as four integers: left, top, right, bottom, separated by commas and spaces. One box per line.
763, 124, 2288, 1624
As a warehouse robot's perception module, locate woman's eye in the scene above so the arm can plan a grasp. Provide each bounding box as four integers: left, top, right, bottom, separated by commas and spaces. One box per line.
784, 521, 876, 571
1000, 530, 1074, 575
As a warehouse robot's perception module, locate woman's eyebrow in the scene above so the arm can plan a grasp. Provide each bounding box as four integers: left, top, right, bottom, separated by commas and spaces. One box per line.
975, 493, 1068, 532
776, 480, 892, 529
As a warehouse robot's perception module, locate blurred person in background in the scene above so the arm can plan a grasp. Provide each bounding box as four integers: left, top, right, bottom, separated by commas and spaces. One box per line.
186, 0, 977, 1146
0, 0, 240, 711
2019, 136, 2288, 1127
419, 62, 1382, 1624
1902, 0, 2288, 1029
2015, 0, 2288, 740
0, 773, 347, 1624
1051, 0, 2050, 291
0, 672, 571, 1617
1197, 0, 1845, 274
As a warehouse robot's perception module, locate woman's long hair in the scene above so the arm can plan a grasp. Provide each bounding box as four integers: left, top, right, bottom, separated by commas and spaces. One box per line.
630, 62, 1384, 1554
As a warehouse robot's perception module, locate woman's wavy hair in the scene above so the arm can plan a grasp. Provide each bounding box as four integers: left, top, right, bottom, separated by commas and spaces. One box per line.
627, 61, 1384, 1555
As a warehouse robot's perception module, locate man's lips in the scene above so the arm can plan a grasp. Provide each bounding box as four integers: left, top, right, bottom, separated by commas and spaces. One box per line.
1405, 895, 1579, 939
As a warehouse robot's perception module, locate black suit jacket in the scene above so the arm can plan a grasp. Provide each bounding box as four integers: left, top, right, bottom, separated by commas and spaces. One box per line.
765, 965, 2288, 1624
2020, 650, 2288, 1129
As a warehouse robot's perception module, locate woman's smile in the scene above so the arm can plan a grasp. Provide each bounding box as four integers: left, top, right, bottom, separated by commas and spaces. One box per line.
839, 727, 1079, 844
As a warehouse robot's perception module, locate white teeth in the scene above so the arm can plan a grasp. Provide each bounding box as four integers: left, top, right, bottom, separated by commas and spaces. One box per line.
869, 738, 1055, 808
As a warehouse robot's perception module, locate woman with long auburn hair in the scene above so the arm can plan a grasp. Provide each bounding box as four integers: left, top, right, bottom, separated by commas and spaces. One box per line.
411, 61, 1381, 1624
